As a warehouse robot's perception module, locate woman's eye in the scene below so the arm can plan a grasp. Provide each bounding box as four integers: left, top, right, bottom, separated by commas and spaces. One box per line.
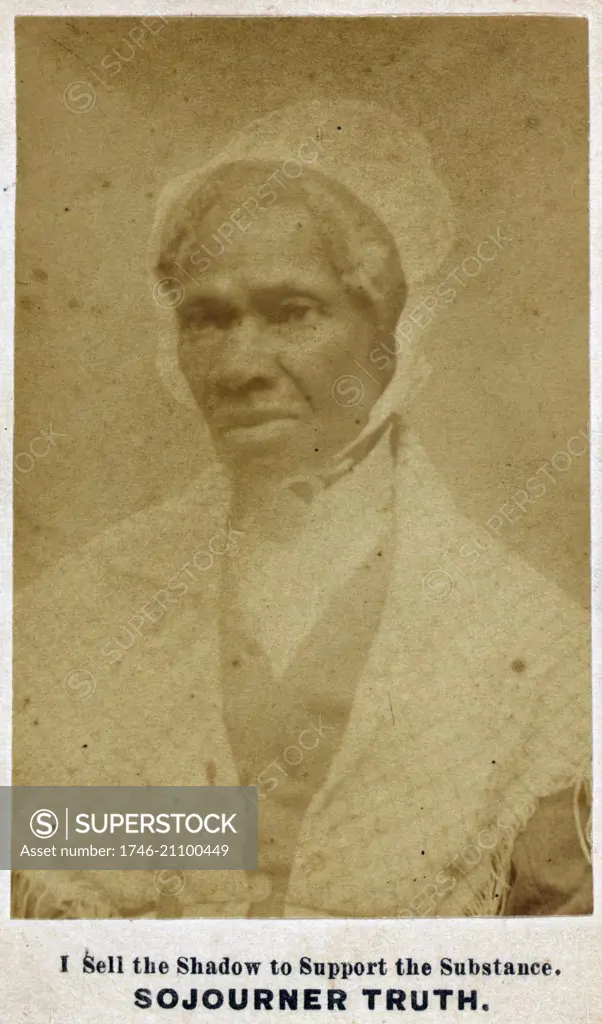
274, 302, 319, 324
182, 308, 231, 331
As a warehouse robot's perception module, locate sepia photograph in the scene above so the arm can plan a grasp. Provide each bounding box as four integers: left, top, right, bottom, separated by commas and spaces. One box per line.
11, 14, 591, 920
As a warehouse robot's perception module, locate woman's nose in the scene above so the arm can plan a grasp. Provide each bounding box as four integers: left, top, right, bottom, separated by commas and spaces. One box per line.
215, 315, 278, 392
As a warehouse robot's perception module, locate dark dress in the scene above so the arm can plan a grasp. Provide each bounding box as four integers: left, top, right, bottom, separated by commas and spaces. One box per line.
221, 535, 393, 916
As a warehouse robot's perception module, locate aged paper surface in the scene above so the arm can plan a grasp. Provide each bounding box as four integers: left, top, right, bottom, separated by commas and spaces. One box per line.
1, 5, 600, 1022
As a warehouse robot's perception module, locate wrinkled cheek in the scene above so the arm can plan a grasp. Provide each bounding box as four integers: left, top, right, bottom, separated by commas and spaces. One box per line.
279, 349, 347, 414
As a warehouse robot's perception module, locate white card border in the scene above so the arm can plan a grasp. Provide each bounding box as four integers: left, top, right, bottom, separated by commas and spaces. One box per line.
0, 4, 599, 1022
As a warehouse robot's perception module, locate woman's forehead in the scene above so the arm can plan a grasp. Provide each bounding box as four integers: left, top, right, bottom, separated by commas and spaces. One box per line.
176, 201, 342, 285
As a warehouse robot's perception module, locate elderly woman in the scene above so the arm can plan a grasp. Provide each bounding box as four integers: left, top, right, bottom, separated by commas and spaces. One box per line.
13, 102, 591, 919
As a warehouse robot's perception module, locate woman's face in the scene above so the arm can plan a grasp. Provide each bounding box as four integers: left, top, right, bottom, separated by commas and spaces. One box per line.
174, 199, 393, 477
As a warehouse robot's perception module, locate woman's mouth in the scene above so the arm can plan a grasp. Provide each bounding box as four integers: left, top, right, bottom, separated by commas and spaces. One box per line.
218, 409, 301, 429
